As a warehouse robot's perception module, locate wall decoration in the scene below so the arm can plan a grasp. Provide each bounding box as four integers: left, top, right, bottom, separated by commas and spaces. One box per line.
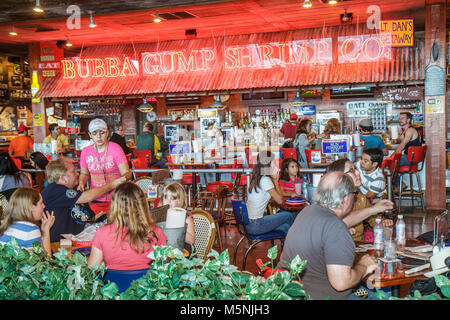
13, 63, 21, 75
0, 106, 17, 131
11, 76, 21, 87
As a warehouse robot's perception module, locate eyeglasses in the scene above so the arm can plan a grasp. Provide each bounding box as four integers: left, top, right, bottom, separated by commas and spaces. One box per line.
344, 167, 356, 174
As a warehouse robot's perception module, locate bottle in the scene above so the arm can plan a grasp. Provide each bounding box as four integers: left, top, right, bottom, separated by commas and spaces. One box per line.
302, 183, 308, 201
31, 70, 40, 103
373, 218, 384, 254
395, 214, 406, 249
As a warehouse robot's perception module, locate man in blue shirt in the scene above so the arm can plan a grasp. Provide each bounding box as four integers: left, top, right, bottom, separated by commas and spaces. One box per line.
358, 119, 388, 156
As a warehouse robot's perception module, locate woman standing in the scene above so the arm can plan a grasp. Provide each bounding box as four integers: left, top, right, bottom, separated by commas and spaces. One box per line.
0, 188, 55, 257
88, 182, 167, 270
246, 151, 295, 237
0, 152, 32, 198
293, 119, 316, 169
78, 119, 131, 213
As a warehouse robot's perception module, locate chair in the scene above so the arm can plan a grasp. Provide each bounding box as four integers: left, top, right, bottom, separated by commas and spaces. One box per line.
133, 176, 154, 195
231, 159, 248, 200
133, 150, 152, 164
381, 151, 401, 201
0, 193, 8, 219
131, 157, 149, 178
304, 149, 321, 163
193, 185, 230, 252
191, 209, 216, 260
102, 269, 149, 294
396, 145, 427, 213
281, 148, 298, 161
231, 196, 285, 271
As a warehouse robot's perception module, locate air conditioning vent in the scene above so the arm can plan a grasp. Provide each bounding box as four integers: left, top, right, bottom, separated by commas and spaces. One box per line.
159, 11, 196, 21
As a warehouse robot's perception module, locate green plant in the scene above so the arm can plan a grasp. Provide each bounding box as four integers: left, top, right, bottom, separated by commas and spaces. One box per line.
119, 245, 308, 300
0, 238, 115, 300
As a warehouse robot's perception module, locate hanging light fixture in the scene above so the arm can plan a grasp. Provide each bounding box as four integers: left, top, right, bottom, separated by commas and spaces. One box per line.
88, 10, 97, 28
65, 35, 72, 47
210, 95, 226, 109
303, 0, 312, 8
290, 90, 306, 107
153, 11, 162, 23
137, 98, 154, 112
70, 101, 88, 115
9, 25, 17, 36
328, 0, 338, 4
33, 0, 44, 13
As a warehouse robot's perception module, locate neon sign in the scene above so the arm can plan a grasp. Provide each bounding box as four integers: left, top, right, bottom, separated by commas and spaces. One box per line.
60, 34, 392, 79
338, 34, 392, 63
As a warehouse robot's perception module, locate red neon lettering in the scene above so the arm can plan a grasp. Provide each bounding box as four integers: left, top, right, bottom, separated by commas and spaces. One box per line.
361, 36, 385, 61
142, 53, 159, 74
311, 40, 330, 64
224, 47, 239, 69
259, 44, 274, 66
91, 58, 106, 77
201, 49, 215, 71
160, 52, 175, 74
275, 43, 290, 66
76, 59, 90, 78
290, 42, 309, 65
340, 37, 361, 62
105, 58, 121, 77
121, 56, 138, 76
177, 50, 198, 72
61, 60, 76, 79
238, 46, 255, 68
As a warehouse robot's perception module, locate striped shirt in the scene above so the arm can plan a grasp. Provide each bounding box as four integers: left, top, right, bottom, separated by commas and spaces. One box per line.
0, 221, 42, 249
279, 176, 304, 194
356, 161, 386, 203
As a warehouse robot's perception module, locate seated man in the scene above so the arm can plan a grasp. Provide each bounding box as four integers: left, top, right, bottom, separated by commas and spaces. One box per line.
41, 158, 126, 242
358, 118, 388, 156
355, 148, 386, 204
277, 171, 379, 300
327, 158, 393, 242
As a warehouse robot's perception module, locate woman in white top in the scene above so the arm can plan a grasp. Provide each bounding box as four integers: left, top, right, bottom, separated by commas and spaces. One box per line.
246, 151, 295, 236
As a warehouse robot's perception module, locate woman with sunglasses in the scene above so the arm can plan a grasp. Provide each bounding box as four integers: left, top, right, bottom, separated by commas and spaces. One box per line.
78, 119, 132, 213
327, 159, 393, 242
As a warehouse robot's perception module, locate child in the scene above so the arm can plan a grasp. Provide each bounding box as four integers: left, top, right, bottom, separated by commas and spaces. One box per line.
0, 188, 55, 257
160, 183, 195, 253
278, 158, 304, 197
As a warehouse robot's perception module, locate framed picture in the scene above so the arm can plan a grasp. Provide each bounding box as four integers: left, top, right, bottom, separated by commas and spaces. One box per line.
0, 106, 17, 131
13, 63, 21, 75
11, 76, 21, 87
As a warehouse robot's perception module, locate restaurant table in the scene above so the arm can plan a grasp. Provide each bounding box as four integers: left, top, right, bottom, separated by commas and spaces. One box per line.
270, 196, 307, 213
358, 239, 430, 298
166, 161, 207, 201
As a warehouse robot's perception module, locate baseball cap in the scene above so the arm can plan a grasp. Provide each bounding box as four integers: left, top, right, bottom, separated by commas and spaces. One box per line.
359, 118, 372, 127
290, 113, 298, 120
17, 124, 30, 133
88, 118, 108, 133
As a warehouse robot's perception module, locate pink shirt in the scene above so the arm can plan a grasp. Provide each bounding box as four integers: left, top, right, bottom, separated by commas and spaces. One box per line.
80, 142, 127, 202
279, 176, 304, 193
92, 223, 167, 270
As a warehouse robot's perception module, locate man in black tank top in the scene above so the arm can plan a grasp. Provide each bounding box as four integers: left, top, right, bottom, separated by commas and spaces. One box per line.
393, 112, 421, 166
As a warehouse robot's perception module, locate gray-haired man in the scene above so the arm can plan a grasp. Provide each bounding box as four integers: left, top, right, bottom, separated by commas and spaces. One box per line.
277, 171, 378, 300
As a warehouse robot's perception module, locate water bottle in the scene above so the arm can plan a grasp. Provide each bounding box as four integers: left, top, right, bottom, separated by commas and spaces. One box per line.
373, 218, 384, 256
302, 183, 308, 200
395, 214, 406, 250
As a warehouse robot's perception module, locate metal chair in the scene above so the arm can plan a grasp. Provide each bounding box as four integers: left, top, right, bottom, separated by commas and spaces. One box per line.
191, 208, 216, 260
396, 145, 427, 213
381, 151, 401, 201
133, 176, 154, 195
102, 269, 149, 294
231, 196, 285, 271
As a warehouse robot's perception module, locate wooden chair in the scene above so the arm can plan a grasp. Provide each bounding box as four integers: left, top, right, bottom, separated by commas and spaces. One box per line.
191, 209, 216, 260
133, 176, 153, 195
131, 157, 149, 178
193, 185, 229, 252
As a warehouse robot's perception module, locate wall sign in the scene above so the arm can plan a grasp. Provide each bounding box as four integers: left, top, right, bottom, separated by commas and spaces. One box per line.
380, 87, 423, 101
380, 19, 414, 47
425, 65, 445, 96
322, 139, 349, 154
425, 96, 445, 114
346, 100, 391, 117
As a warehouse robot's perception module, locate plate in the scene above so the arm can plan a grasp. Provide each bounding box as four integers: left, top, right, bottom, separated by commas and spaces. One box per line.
71, 246, 92, 256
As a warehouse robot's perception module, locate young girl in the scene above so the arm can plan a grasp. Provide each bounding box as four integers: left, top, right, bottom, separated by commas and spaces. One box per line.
88, 182, 167, 270
160, 183, 195, 252
293, 119, 316, 169
278, 158, 303, 197
0, 188, 55, 257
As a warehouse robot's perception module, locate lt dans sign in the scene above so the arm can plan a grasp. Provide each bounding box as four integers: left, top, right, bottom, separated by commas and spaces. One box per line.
61, 33, 392, 79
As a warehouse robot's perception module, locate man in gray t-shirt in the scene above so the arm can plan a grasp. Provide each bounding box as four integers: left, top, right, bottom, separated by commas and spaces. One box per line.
277, 171, 378, 300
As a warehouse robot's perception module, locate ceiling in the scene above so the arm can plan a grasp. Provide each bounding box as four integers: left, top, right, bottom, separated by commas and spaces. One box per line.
0, 0, 444, 56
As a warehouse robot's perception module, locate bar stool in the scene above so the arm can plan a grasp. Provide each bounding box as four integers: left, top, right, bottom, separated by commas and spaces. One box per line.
381, 151, 401, 202
396, 145, 427, 213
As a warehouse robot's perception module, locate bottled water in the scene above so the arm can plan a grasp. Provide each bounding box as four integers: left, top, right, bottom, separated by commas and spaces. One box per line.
373, 218, 384, 253
395, 214, 406, 250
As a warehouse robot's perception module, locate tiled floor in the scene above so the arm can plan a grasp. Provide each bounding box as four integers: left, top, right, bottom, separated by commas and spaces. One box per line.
210, 206, 447, 276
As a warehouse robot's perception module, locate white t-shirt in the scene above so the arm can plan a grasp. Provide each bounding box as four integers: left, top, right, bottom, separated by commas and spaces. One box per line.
246, 176, 274, 220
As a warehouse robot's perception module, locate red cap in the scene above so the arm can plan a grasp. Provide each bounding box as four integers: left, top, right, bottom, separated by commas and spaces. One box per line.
17, 124, 30, 132
289, 113, 298, 120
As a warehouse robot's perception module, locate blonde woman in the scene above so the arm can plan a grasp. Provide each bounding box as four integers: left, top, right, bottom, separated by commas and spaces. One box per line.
0, 188, 55, 257
88, 182, 166, 270
160, 183, 195, 252
317, 118, 341, 139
